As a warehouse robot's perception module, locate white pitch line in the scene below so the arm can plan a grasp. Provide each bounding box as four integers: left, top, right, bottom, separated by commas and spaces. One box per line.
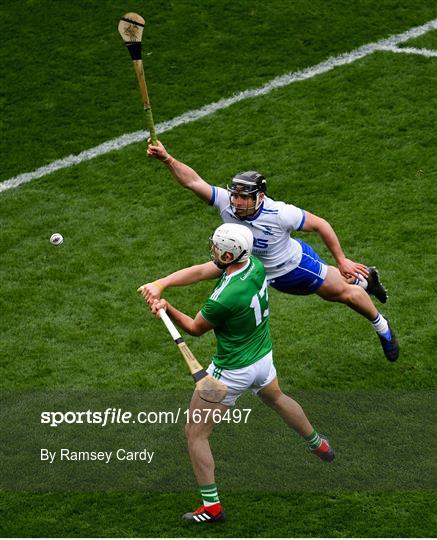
1, 18, 436, 194
379, 45, 437, 57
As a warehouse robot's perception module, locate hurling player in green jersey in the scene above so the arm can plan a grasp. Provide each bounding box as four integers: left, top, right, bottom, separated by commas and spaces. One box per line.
139, 224, 334, 524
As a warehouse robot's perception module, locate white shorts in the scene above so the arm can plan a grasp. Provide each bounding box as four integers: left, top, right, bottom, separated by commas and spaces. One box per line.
206, 351, 277, 407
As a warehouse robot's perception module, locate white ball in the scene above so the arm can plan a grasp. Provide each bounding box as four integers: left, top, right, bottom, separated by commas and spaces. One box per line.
50, 233, 63, 246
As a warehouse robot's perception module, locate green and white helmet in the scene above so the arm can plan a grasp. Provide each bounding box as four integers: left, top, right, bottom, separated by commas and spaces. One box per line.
210, 223, 253, 268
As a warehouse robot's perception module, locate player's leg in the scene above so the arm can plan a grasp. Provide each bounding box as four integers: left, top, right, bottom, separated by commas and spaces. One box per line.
258, 377, 313, 436
185, 389, 227, 485
317, 265, 378, 318
183, 389, 227, 523
316, 266, 399, 361
270, 239, 388, 306
183, 361, 253, 523
270, 241, 399, 361
251, 354, 334, 462
258, 377, 334, 462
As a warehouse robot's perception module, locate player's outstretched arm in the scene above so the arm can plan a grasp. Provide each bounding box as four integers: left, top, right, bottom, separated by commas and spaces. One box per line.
151, 299, 214, 337
302, 211, 368, 279
138, 261, 223, 303
147, 140, 212, 203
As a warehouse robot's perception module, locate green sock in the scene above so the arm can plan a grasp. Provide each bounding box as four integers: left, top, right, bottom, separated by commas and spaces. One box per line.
305, 430, 322, 449
200, 483, 220, 506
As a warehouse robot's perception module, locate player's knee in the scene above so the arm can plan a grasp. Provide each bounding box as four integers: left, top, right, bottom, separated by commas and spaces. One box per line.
259, 387, 284, 407
185, 418, 210, 443
341, 284, 365, 305
185, 421, 200, 444
317, 278, 346, 302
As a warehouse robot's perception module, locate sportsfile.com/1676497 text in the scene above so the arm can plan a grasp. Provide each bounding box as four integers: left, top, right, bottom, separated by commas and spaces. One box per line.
40, 407, 252, 427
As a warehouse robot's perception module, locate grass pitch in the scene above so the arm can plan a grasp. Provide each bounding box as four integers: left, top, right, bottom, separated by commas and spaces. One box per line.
1, 0, 436, 537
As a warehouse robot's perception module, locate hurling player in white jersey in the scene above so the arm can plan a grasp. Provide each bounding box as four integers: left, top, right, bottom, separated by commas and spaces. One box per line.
146, 141, 399, 362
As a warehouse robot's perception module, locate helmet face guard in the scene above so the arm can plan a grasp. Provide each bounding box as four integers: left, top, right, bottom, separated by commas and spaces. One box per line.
209, 237, 247, 269
227, 171, 266, 218
209, 224, 253, 269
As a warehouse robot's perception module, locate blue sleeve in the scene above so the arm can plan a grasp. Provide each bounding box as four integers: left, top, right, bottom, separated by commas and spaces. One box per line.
209, 186, 217, 206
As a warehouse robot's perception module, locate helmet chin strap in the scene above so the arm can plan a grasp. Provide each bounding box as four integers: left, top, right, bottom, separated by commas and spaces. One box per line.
214, 249, 248, 269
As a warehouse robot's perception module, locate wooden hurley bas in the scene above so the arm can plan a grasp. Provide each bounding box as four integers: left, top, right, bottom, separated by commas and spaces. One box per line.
118, 12, 158, 144
158, 309, 228, 404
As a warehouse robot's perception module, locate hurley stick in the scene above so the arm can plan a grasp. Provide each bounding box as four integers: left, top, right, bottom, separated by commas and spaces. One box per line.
158, 309, 228, 403
118, 13, 158, 144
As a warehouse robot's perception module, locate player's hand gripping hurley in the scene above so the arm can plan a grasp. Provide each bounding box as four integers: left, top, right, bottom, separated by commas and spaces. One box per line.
118, 13, 158, 144
158, 309, 228, 403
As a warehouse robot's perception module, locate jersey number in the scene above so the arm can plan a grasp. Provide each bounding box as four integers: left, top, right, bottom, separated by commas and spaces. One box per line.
253, 238, 269, 249
250, 278, 269, 326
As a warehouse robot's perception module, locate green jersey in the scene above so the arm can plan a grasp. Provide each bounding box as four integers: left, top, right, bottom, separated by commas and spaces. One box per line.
200, 256, 272, 369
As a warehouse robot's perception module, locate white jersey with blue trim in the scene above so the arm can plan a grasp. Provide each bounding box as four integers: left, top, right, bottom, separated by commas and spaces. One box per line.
210, 186, 305, 279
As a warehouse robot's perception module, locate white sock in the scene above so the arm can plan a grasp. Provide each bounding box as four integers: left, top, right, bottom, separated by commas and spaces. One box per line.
204, 499, 219, 507
354, 273, 368, 289
371, 313, 391, 338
